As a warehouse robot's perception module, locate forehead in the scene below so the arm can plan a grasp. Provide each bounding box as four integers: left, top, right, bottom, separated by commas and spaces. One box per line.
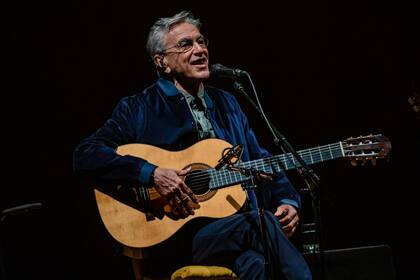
165, 22, 201, 44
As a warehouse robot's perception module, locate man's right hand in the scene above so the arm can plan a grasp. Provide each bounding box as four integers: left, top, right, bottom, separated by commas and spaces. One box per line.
152, 167, 199, 219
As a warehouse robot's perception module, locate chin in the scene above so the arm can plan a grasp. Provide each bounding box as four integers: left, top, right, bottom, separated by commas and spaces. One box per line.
195, 69, 210, 80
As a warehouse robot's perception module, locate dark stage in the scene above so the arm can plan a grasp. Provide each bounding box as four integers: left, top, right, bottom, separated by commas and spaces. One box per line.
2, 1, 419, 279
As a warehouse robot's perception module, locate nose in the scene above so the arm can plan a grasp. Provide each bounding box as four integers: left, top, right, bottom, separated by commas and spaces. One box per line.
192, 41, 206, 53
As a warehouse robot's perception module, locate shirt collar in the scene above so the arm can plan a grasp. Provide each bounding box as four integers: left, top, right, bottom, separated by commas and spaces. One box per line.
156, 77, 213, 109
178, 83, 205, 100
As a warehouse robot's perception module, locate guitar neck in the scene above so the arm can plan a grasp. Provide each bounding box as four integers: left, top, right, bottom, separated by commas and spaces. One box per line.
209, 141, 344, 189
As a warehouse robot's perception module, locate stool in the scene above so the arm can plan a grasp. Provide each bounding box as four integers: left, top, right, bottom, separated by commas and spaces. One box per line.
171, 265, 238, 279
122, 245, 238, 280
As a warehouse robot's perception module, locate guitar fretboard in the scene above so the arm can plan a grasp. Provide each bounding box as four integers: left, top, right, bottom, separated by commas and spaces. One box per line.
208, 142, 344, 189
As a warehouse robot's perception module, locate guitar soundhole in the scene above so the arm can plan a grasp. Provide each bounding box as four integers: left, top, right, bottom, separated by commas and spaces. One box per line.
185, 169, 210, 195
183, 163, 217, 202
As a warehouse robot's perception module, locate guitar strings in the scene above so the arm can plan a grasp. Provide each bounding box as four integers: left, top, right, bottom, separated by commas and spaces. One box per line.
186, 143, 343, 180
184, 143, 344, 192
185, 143, 343, 184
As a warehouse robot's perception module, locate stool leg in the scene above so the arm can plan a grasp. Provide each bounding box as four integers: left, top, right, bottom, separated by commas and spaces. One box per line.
131, 258, 144, 280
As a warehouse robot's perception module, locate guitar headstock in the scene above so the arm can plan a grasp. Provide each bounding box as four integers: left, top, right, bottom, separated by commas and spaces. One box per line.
342, 134, 392, 166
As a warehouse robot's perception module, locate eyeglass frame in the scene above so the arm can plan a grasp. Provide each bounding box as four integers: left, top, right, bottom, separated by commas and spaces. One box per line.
160, 35, 209, 55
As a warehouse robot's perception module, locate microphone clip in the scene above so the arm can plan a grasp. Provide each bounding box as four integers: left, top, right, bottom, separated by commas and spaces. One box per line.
215, 144, 243, 170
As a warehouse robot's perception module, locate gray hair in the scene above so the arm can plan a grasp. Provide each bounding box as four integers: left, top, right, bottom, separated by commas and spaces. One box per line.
146, 11, 201, 59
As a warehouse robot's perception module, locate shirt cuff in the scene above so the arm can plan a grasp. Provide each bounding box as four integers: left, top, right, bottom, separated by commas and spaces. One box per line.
139, 162, 157, 187
280, 199, 300, 210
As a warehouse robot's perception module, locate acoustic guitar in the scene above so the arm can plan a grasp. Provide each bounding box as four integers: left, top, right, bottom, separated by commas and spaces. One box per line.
94, 135, 391, 248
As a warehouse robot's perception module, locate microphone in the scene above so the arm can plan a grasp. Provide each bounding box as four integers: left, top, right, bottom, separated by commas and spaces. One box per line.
215, 144, 243, 170
210, 63, 247, 79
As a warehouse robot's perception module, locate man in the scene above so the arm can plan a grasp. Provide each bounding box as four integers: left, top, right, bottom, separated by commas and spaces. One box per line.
73, 11, 312, 280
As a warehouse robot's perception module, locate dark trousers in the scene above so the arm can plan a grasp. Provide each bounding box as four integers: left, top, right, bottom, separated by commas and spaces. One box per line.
192, 211, 312, 280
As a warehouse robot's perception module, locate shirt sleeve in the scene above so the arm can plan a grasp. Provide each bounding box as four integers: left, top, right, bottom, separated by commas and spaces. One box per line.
73, 96, 157, 187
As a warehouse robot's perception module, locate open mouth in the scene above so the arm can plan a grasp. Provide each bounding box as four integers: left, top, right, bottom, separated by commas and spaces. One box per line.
191, 58, 208, 66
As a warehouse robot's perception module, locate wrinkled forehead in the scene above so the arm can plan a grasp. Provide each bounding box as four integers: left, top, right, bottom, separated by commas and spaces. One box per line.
164, 22, 201, 45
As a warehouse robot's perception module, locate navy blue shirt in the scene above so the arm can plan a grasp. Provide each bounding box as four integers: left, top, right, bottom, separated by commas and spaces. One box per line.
73, 78, 301, 211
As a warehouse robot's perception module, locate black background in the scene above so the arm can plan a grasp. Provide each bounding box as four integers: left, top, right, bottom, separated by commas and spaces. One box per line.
2, 0, 419, 279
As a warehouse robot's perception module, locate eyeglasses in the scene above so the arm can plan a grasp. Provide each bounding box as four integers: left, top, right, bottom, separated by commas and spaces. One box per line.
162, 36, 209, 54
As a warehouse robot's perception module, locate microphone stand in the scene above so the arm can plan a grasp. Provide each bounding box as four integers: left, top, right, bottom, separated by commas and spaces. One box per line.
228, 165, 275, 280
234, 79, 327, 280
215, 143, 274, 280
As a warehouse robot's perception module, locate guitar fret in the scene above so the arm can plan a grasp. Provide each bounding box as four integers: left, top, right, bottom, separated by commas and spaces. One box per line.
323, 147, 330, 161
309, 149, 314, 164
332, 144, 341, 158
323, 145, 330, 161
271, 158, 281, 173
214, 170, 223, 188
288, 154, 296, 169
301, 153, 309, 167
222, 170, 228, 186
318, 146, 324, 161
284, 155, 289, 170
339, 141, 345, 157
329, 144, 334, 159
310, 148, 320, 163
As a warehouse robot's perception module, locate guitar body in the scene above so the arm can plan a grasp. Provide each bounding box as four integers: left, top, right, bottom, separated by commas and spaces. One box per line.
94, 138, 247, 248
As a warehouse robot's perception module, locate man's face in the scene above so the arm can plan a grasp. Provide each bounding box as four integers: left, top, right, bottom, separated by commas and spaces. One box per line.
160, 22, 210, 82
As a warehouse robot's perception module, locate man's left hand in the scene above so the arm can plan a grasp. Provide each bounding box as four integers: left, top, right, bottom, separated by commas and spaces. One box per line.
274, 204, 299, 238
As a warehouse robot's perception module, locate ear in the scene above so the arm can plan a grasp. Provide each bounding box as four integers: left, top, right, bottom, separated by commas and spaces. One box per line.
153, 54, 167, 70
